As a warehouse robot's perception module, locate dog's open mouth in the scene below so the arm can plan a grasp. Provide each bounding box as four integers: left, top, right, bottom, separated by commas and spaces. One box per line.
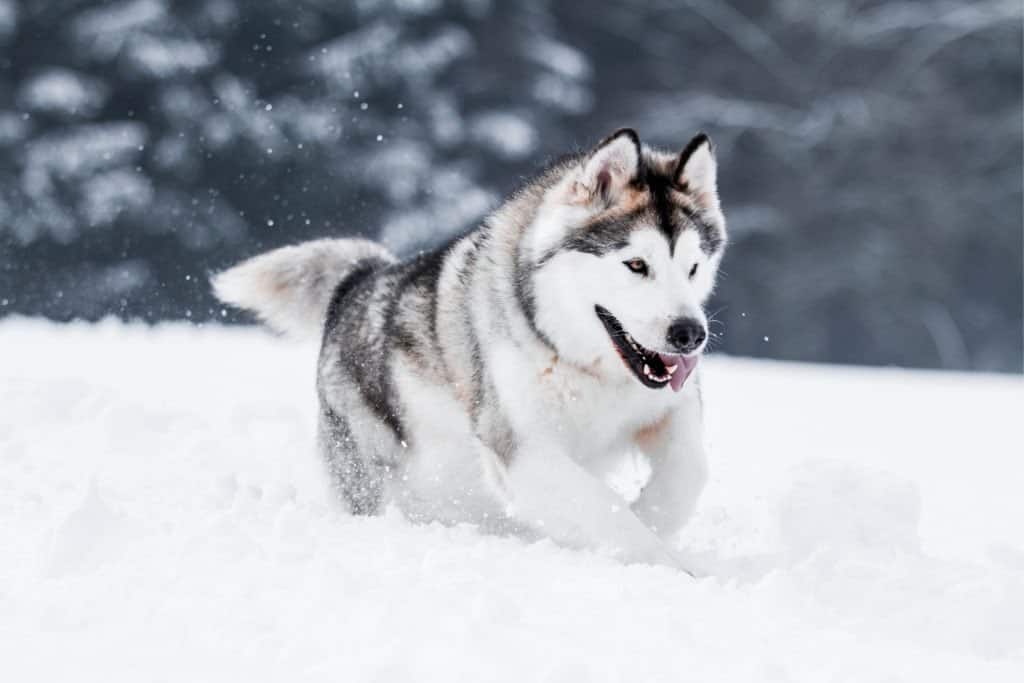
595, 305, 698, 392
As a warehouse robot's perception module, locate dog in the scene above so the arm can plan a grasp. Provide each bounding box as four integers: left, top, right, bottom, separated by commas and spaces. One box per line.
213, 128, 727, 569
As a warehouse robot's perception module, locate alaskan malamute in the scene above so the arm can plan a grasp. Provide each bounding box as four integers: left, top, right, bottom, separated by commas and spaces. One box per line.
214, 128, 727, 569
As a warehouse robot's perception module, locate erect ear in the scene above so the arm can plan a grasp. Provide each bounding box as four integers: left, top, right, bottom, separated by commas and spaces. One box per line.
674, 132, 717, 197
578, 128, 641, 204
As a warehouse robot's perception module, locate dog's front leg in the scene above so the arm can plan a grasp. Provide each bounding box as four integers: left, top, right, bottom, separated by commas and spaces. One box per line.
632, 394, 708, 541
497, 444, 686, 570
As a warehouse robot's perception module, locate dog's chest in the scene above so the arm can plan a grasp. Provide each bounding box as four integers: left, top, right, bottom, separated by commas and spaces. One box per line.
487, 342, 677, 458
530, 358, 671, 450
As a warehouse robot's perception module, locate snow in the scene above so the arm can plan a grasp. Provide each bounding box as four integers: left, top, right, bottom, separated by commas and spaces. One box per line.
310, 22, 472, 90
469, 112, 538, 160
525, 37, 592, 81
23, 123, 147, 189
122, 35, 219, 79
1, 319, 1021, 681
79, 169, 154, 227
18, 69, 109, 119
0, 0, 16, 43
70, 0, 166, 60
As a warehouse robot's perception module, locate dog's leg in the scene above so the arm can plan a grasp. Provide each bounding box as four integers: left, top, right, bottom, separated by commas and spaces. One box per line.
498, 444, 687, 570
632, 396, 708, 541
318, 407, 386, 515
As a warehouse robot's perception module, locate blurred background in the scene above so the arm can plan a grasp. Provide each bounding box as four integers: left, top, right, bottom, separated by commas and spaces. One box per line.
0, 0, 1020, 372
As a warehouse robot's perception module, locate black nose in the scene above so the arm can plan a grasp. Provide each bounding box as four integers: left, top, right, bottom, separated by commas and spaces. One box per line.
666, 318, 707, 354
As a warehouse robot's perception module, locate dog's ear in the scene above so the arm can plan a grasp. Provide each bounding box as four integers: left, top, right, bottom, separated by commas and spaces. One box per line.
674, 133, 717, 199
578, 128, 641, 204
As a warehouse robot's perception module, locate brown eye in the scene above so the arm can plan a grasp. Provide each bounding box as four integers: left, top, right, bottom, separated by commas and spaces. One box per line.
688, 262, 699, 279
624, 258, 649, 277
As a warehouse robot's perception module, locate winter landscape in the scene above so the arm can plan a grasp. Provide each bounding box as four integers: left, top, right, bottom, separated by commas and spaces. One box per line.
1, 319, 1021, 681
2, 0, 1021, 371
2, 0, 1022, 680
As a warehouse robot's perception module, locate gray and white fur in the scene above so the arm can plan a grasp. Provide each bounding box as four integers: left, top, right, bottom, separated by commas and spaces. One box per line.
213, 128, 727, 569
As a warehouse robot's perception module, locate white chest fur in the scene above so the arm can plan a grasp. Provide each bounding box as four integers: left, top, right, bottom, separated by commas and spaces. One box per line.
488, 341, 693, 464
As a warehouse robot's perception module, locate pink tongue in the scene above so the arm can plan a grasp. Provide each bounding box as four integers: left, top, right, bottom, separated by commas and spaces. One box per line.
660, 354, 699, 392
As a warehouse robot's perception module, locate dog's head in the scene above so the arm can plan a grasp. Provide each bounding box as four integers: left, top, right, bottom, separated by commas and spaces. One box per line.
525, 128, 726, 391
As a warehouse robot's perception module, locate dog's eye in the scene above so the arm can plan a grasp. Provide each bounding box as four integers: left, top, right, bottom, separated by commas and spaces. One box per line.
688, 262, 699, 279
623, 258, 649, 277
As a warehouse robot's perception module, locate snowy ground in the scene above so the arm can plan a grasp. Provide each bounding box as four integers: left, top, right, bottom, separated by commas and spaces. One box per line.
1, 319, 1021, 682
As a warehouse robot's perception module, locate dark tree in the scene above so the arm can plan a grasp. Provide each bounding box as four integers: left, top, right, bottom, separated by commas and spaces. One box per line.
1, 0, 1020, 371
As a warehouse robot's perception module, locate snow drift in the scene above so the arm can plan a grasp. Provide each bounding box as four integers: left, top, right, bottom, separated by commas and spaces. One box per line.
1, 319, 1021, 681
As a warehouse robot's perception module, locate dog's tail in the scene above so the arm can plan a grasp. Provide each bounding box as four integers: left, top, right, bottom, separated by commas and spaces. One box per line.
212, 238, 395, 338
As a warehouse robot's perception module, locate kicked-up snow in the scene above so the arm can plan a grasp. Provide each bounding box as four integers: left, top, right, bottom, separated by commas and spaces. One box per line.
0, 319, 1021, 681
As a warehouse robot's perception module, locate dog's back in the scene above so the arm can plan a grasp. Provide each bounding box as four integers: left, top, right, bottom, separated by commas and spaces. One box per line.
214, 236, 469, 513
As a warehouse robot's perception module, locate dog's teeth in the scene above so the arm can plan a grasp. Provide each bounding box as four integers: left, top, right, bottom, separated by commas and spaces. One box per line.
666, 364, 678, 373
643, 363, 651, 376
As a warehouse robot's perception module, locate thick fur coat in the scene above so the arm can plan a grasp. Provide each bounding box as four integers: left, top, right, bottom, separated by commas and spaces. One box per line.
214, 128, 727, 569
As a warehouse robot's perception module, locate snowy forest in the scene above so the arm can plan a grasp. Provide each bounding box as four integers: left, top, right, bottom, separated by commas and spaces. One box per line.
0, 0, 1021, 372
3, 3, 1024, 680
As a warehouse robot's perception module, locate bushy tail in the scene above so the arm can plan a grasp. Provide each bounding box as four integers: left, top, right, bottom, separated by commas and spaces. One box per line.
212, 238, 395, 337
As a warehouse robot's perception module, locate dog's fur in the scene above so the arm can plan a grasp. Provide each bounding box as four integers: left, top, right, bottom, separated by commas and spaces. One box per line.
213, 128, 727, 569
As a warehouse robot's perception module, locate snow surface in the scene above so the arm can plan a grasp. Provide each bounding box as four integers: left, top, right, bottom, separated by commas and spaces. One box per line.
1, 319, 1021, 681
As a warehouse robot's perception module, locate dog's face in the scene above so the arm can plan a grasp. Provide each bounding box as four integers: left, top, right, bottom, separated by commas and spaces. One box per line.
527, 129, 726, 391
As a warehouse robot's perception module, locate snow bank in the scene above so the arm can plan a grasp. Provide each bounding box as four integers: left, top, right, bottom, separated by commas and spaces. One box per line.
1, 319, 1021, 681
